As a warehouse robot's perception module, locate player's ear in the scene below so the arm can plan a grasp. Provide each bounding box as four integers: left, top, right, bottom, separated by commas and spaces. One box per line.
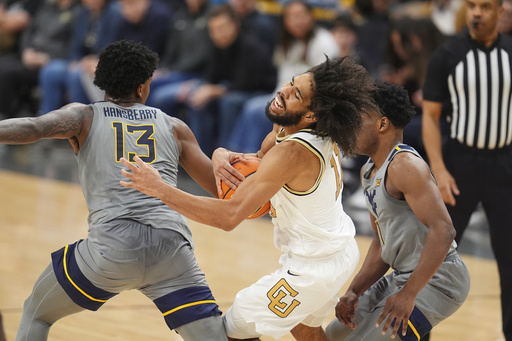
378, 116, 390, 131
305, 111, 318, 123
136, 84, 144, 99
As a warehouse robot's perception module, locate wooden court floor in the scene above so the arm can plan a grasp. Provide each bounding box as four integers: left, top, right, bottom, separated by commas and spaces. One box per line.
0, 170, 505, 340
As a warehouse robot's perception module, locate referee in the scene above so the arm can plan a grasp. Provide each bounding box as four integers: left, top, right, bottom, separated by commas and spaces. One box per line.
422, 0, 512, 339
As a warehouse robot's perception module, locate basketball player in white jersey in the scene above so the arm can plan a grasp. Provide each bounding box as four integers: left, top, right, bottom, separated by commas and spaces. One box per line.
0, 40, 231, 341
120, 57, 378, 340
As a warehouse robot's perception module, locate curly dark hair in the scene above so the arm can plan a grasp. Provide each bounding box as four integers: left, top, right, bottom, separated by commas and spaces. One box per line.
308, 57, 377, 156
372, 81, 415, 128
94, 40, 159, 99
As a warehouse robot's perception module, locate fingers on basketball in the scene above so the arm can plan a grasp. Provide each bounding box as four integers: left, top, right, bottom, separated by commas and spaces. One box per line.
218, 156, 271, 219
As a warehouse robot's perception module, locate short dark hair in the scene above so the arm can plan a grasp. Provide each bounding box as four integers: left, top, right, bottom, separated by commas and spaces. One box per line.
209, 3, 239, 23
308, 57, 377, 156
331, 12, 357, 32
94, 40, 159, 99
372, 81, 416, 128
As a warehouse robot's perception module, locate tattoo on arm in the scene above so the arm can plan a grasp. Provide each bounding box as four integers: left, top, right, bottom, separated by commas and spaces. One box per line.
0, 105, 89, 144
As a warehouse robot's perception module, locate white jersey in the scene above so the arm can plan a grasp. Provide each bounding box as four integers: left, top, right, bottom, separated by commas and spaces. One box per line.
224, 129, 360, 339
270, 129, 356, 259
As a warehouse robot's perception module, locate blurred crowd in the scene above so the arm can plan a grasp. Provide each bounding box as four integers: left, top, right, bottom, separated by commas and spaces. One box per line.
1, 0, 511, 158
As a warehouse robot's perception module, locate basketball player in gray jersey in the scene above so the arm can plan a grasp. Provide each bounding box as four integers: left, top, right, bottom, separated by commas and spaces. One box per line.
0, 40, 229, 340
326, 82, 470, 340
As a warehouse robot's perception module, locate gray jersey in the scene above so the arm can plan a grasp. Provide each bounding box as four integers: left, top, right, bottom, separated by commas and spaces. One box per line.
77, 101, 192, 245
361, 144, 457, 272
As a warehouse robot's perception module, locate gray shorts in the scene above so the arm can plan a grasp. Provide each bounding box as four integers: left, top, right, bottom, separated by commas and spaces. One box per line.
51, 219, 221, 329
327, 252, 470, 341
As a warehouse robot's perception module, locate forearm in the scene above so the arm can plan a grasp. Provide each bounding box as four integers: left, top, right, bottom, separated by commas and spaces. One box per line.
156, 181, 242, 231
421, 102, 445, 171
0, 117, 43, 144
347, 238, 389, 297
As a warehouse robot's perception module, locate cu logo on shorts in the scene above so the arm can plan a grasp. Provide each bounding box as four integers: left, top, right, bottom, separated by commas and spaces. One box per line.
267, 278, 301, 318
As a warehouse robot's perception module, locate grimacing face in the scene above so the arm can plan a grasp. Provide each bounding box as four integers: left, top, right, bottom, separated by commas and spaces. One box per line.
265, 73, 313, 126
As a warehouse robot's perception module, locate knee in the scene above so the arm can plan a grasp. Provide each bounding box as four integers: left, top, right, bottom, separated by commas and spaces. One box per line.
223, 307, 260, 340
40, 61, 67, 86
325, 318, 350, 340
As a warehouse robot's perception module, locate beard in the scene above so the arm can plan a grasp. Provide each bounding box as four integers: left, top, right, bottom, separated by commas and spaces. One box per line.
264, 100, 308, 127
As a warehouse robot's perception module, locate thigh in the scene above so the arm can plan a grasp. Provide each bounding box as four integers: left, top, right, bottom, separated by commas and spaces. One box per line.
325, 318, 354, 341
444, 143, 481, 242
224, 266, 341, 340
175, 315, 227, 341
39, 59, 68, 86
20, 264, 85, 325
483, 150, 512, 263
141, 231, 222, 332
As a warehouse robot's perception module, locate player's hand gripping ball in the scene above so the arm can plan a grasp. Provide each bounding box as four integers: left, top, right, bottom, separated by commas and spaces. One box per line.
219, 156, 271, 219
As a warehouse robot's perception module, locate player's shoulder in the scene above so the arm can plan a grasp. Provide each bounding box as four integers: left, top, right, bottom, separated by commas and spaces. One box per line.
388, 150, 430, 178
435, 33, 471, 60
61, 102, 94, 120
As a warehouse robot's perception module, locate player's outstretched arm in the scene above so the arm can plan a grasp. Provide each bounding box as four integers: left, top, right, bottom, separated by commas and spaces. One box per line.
0, 103, 92, 153
120, 142, 304, 231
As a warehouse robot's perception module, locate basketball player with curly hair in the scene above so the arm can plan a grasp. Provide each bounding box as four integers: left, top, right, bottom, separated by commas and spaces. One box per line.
326, 82, 470, 340
120, 56, 378, 341
0, 40, 230, 341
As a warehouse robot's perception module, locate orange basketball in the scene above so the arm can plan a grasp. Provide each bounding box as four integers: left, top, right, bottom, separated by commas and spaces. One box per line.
219, 156, 271, 219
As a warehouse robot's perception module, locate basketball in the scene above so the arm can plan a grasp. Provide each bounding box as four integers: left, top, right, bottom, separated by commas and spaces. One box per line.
219, 156, 271, 219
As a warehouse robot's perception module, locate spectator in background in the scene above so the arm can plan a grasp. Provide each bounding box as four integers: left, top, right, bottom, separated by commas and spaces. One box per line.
0, 0, 76, 118
80, 0, 173, 103
115, 0, 171, 57
352, 0, 390, 79
226, 0, 339, 153
330, 12, 359, 60
38, 0, 120, 114
498, 0, 512, 34
145, 0, 211, 119
0, 0, 41, 57
228, 0, 277, 53
186, 3, 276, 156
381, 16, 446, 158
430, 0, 464, 36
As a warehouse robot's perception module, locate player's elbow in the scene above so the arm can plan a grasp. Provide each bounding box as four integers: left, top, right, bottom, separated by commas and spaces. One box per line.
217, 208, 246, 232
218, 217, 241, 232
438, 222, 456, 243
446, 224, 457, 241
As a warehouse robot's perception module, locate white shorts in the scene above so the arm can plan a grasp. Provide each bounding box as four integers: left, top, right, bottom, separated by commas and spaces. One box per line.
224, 238, 359, 340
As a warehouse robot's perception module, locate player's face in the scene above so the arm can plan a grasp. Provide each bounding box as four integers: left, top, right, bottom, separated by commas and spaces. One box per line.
354, 111, 381, 155
466, 0, 503, 42
265, 73, 313, 127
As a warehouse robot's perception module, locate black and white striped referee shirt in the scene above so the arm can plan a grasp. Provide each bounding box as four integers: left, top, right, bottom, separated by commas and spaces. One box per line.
423, 32, 512, 150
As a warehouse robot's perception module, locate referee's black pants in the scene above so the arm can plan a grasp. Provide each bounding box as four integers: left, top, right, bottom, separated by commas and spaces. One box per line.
444, 139, 512, 341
